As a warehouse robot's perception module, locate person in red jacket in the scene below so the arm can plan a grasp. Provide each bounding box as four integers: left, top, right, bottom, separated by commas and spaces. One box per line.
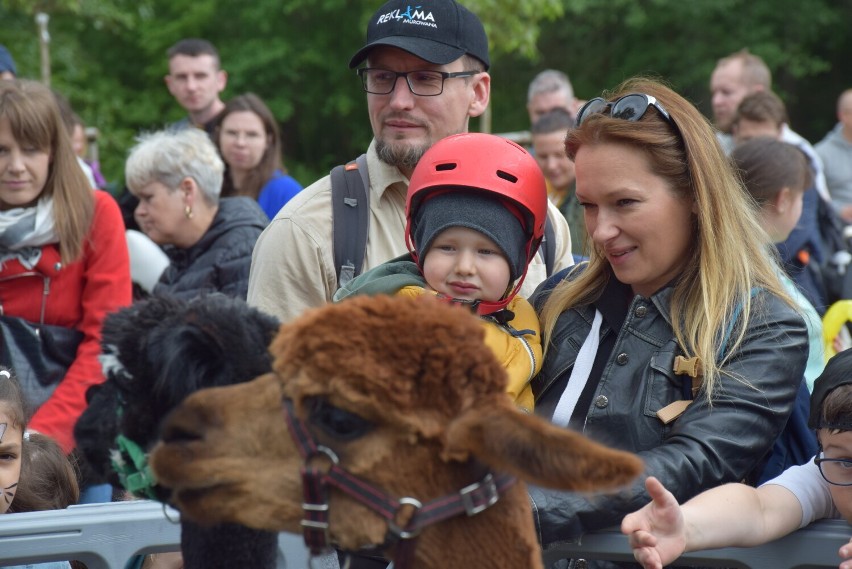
0, 79, 131, 458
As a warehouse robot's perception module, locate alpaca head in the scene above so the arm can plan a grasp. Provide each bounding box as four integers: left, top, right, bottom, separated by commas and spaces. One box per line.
150, 295, 643, 554
74, 294, 280, 499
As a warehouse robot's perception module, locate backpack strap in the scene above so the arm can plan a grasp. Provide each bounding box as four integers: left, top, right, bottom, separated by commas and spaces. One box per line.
331, 154, 370, 289
541, 215, 556, 276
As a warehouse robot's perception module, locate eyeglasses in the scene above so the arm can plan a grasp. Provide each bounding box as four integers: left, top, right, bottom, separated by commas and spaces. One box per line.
357, 68, 479, 97
575, 93, 677, 130
814, 453, 852, 486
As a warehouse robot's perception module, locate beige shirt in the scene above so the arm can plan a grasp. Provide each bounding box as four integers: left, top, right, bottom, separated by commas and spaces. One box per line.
247, 139, 574, 323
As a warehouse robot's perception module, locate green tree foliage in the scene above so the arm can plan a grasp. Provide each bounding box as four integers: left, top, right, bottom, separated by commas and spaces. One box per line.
1, 0, 850, 188
491, 0, 852, 140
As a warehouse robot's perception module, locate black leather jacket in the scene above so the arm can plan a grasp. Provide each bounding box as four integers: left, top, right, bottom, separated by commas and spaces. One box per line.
528, 270, 808, 552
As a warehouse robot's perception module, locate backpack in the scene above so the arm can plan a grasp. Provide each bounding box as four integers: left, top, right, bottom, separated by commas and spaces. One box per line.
812, 195, 852, 307
330, 155, 556, 288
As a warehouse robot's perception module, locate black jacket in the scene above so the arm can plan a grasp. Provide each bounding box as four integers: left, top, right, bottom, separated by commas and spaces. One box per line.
155, 197, 268, 300
528, 269, 808, 555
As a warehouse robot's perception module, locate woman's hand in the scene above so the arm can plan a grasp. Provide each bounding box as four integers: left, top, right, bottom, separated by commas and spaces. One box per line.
621, 476, 688, 569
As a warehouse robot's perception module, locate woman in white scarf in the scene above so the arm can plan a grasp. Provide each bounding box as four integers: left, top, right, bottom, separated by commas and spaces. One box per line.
0, 80, 132, 493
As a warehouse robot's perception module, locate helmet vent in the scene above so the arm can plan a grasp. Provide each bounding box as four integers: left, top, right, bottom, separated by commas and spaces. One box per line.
496, 170, 518, 183
435, 162, 457, 171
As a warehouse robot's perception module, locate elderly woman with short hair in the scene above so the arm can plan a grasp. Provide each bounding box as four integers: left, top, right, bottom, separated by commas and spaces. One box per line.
125, 128, 268, 300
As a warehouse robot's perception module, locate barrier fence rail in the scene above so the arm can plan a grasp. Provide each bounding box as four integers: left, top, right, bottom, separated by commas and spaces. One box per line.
0, 500, 847, 568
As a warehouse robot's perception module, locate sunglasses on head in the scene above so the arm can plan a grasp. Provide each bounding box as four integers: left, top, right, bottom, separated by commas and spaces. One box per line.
575, 93, 677, 130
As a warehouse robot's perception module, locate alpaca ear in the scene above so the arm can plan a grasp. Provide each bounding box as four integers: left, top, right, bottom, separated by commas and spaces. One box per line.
442, 396, 643, 492
150, 324, 230, 401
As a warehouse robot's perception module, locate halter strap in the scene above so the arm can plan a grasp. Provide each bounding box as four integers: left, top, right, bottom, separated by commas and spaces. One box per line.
282, 399, 516, 569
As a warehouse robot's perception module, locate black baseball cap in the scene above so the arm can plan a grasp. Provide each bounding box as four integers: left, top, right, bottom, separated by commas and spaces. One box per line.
809, 348, 852, 430
349, 0, 490, 70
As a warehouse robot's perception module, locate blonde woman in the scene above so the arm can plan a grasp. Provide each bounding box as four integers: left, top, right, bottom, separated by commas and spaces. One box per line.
528, 77, 809, 552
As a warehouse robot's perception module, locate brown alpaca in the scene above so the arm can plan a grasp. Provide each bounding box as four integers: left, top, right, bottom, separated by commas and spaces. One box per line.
150, 295, 643, 569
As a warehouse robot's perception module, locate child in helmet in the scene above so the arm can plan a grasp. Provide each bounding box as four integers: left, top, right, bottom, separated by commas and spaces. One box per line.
335, 133, 548, 412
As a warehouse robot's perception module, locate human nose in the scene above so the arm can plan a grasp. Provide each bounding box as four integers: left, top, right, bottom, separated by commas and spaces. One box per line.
589, 209, 618, 244
388, 75, 416, 110
545, 156, 561, 174
6, 149, 25, 173
455, 250, 476, 275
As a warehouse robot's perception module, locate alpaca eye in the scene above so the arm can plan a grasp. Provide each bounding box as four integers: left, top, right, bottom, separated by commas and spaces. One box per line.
308, 398, 372, 441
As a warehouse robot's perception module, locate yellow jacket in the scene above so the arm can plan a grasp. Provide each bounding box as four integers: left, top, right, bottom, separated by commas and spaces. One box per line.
398, 286, 541, 412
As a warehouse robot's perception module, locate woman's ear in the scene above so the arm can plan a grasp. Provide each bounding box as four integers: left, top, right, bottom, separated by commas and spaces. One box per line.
774, 187, 793, 214
180, 177, 197, 204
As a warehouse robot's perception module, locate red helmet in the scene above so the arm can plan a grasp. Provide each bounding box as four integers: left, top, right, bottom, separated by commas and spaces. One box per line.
405, 133, 548, 315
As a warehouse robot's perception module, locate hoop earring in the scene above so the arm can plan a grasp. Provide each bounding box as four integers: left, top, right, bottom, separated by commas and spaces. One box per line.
184, 205, 193, 220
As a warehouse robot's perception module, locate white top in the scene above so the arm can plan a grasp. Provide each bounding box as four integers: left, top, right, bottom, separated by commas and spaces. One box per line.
761, 457, 841, 527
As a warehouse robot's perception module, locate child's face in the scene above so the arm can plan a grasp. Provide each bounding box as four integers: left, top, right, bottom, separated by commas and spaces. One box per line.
422, 226, 512, 303
0, 410, 23, 514
819, 429, 852, 524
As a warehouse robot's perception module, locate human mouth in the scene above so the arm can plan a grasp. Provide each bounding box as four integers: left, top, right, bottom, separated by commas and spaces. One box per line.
606, 246, 636, 264
1, 180, 29, 189
384, 115, 425, 131
448, 281, 479, 296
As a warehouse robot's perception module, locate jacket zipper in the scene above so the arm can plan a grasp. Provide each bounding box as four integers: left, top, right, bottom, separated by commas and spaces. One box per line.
518, 333, 536, 383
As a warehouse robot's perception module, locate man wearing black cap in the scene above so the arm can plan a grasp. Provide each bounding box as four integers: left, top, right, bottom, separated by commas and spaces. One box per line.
0, 45, 17, 80
248, 0, 573, 324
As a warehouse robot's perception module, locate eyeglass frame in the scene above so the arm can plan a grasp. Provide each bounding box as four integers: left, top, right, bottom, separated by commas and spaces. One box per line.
357, 68, 480, 97
814, 454, 852, 486
575, 93, 678, 131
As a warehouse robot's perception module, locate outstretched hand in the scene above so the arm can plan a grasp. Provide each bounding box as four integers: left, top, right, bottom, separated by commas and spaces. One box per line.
621, 476, 688, 569
839, 536, 852, 569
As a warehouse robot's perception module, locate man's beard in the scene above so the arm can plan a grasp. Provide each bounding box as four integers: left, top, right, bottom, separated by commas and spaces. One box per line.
376, 139, 430, 172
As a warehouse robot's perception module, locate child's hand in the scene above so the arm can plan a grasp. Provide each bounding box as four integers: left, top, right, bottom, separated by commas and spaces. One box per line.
839, 536, 852, 569
621, 476, 688, 569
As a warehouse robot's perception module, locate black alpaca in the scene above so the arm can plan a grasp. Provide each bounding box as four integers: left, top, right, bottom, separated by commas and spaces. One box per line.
74, 294, 281, 569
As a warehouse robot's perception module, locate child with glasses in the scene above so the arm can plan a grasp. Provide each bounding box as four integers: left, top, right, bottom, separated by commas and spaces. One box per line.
622, 347, 852, 569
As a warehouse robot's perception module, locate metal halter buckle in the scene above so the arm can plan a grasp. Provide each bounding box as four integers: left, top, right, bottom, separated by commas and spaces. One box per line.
387, 497, 424, 540
459, 473, 499, 516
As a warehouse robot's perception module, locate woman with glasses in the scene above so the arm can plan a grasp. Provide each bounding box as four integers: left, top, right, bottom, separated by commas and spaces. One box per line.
528, 77, 809, 550
623, 348, 852, 569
